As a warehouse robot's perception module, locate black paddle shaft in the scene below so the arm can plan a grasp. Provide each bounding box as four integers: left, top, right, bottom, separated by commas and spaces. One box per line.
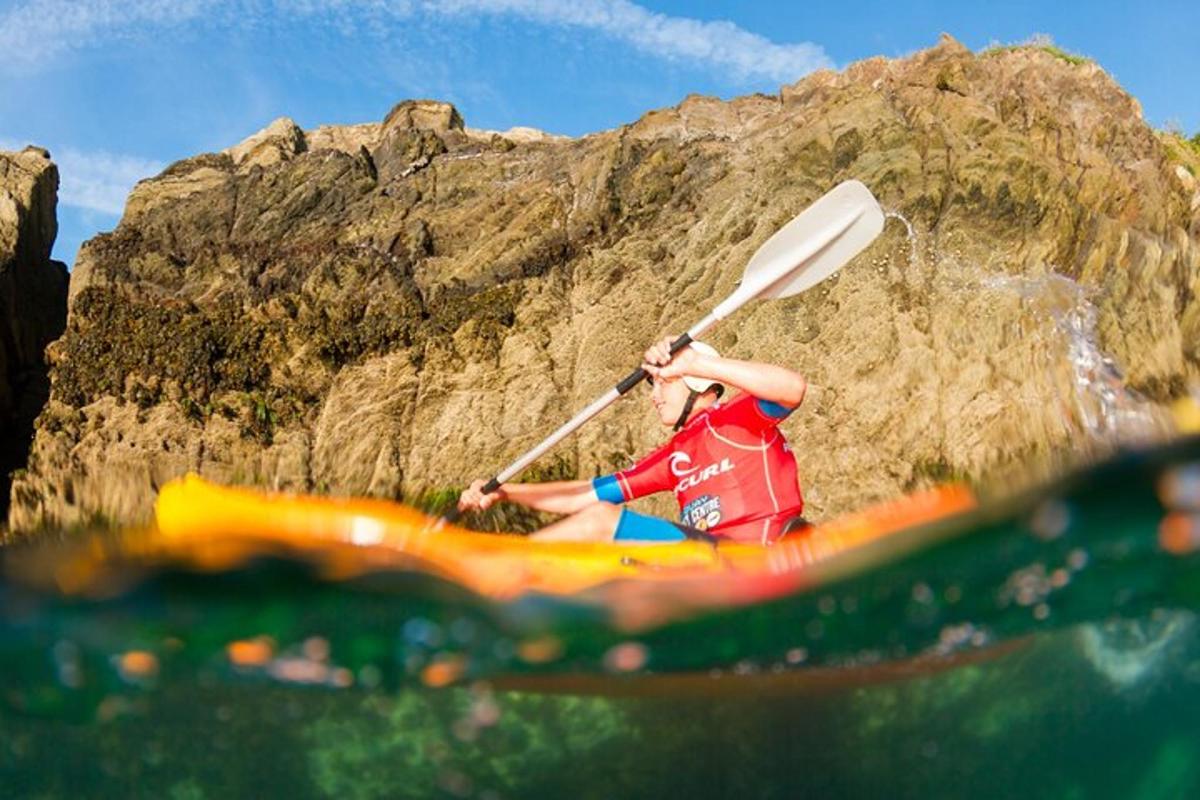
458, 332, 694, 513
614, 332, 693, 395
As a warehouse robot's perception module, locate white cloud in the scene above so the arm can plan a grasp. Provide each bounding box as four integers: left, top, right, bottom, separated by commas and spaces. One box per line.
424, 0, 832, 82
0, 138, 163, 215
0, 0, 830, 83
0, 0, 216, 67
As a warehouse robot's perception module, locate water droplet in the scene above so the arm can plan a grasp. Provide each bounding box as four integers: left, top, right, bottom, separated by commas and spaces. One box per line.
516, 635, 563, 664
227, 637, 274, 668
1067, 548, 1090, 571
421, 655, 466, 688
302, 637, 330, 662
912, 582, 934, 604
785, 647, 808, 664
1160, 513, 1200, 555
603, 642, 649, 673
116, 651, 159, 684
357, 665, 383, 689
1029, 500, 1070, 540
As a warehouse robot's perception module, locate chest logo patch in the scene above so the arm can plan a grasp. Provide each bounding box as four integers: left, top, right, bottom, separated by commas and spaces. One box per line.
681, 494, 723, 530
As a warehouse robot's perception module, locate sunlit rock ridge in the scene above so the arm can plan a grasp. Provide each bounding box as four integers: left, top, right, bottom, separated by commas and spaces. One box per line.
8, 35, 1200, 533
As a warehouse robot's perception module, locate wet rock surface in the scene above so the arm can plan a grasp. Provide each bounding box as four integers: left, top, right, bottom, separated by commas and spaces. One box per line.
0, 146, 68, 529
8, 38, 1200, 533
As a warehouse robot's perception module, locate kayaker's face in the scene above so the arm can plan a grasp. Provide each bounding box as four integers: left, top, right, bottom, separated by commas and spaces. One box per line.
650, 374, 690, 426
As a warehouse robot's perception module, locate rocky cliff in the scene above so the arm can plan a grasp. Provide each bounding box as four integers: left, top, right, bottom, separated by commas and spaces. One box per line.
8, 36, 1200, 534
0, 147, 69, 529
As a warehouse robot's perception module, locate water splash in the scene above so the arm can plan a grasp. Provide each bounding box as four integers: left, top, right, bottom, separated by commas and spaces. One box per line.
883, 210, 919, 265
978, 272, 1166, 445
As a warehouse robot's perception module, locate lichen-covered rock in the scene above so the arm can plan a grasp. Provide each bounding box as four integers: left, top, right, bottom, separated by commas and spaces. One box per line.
9, 38, 1200, 533
0, 146, 69, 527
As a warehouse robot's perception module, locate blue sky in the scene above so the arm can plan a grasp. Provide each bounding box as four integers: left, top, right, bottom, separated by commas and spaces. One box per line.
1, 0, 1196, 268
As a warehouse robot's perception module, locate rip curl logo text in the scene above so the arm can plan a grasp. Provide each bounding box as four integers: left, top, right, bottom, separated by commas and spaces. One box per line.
673, 456, 735, 495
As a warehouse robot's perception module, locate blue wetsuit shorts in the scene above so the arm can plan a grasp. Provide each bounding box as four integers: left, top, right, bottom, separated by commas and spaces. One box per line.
613, 508, 691, 543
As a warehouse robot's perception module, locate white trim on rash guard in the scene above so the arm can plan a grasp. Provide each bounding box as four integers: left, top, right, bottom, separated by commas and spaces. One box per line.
760, 431, 781, 514
617, 473, 633, 502
705, 419, 778, 451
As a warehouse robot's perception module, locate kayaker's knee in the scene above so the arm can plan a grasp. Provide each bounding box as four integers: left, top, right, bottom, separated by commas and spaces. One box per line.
576, 501, 623, 540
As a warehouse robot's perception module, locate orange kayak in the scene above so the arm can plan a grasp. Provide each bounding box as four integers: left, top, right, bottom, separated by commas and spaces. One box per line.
153, 475, 976, 606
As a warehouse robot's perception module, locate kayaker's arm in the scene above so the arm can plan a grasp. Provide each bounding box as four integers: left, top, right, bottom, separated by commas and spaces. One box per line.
643, 336, 807, 408
458, 478, 599, 515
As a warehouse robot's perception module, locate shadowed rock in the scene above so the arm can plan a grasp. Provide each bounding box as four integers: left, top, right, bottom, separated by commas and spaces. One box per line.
0, 146, 68, 528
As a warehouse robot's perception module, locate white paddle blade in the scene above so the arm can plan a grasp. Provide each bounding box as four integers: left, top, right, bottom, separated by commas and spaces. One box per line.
743, 180, 884, 301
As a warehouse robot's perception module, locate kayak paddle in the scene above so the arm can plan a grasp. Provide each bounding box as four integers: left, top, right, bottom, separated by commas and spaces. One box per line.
447, 179, 885, 522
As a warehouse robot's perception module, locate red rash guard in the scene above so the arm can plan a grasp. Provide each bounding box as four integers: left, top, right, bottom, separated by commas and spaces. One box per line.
595, 393, 804, 544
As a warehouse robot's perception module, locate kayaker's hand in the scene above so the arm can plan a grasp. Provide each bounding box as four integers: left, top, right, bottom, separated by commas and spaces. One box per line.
643, 335, 697, 381
458, 479, 504, 512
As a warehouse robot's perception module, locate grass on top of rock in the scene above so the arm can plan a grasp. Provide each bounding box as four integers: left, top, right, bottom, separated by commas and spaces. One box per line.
983, 42, 1091, 67
1160, 131, 1200, 177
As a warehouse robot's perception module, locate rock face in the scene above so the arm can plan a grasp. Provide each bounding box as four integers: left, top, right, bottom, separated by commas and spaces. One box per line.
0, 147, 69, 527
9, 38, 1200, 533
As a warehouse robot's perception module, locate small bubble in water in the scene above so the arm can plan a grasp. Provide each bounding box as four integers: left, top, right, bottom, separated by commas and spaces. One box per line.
227, 637, 274, 668
437, 769, 473, 798
818, 595, 837, 615
116, 651, 159, 684
1159, 513, 1200, 555
516, 636, 564, 664
452, 718, 478, 742
1033, 603, 1050, 621
1029, 500, 1070, 540
805, 619, 825, 639
912, 583, 934, 604
1157, 464, 1200, 510
302, 637, 330, 662
421, 655, 466, 688
1067, 549, 1089, 571
449, 617, 477, 644
472, 695, 501, 727
403, 618, 444, 648
358, 665, 383, 689
603, 642, 649, 673
785, 647, 808, 664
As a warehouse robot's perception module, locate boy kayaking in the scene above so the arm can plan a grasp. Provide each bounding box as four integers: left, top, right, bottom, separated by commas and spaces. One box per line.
457, 337, 808, 545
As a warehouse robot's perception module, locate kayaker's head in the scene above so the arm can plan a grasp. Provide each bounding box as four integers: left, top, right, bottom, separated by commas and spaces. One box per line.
649, 341, 725, 430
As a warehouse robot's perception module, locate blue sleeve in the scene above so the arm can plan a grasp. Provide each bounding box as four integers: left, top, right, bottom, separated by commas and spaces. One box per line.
592, 474, 625, 504
755, 398, 795, 419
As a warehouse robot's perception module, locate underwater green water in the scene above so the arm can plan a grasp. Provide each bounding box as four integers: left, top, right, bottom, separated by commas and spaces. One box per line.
3, 439, 1200, 798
